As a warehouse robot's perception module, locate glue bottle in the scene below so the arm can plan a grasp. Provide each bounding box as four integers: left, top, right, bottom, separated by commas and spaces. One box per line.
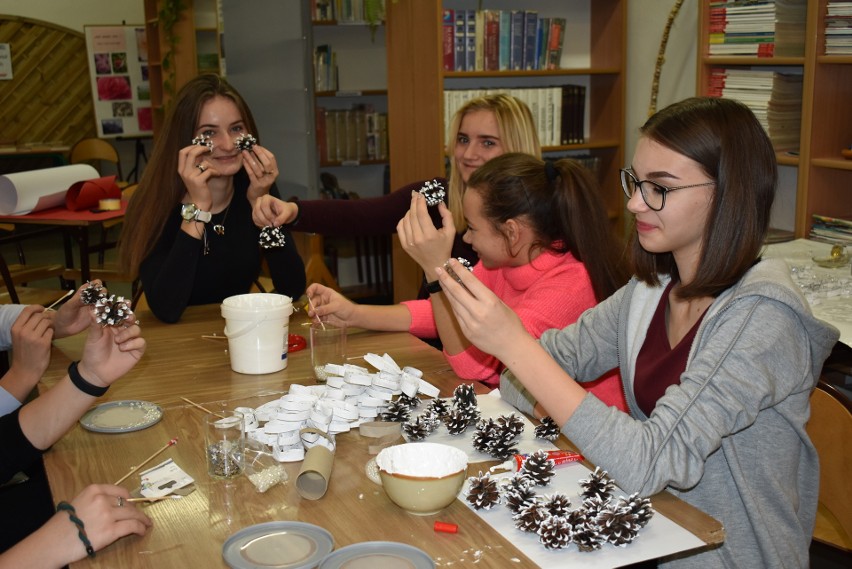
492, 449, 584, 473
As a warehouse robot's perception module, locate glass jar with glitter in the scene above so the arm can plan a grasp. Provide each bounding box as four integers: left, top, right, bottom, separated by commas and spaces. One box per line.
205, 411, 245, 480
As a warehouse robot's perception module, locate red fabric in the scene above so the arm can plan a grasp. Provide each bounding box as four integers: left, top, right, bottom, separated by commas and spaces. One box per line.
65, 175, 121, 211
0, 201, 126, 223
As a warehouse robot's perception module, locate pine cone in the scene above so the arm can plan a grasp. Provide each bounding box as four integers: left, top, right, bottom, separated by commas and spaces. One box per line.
502, 472, 532, 495
444, 408, 472, 435
453, 400, 480, 423
419, 409, 441, 432
234, 133, 257, 151
503, 485, 538, 514
542, 493, 572, 517
537, 515, 572, 550
580, 495, 610, 516
396, 393, 421, 409
519, 449, 556, 486
579, 466, 615, 501
471, 418, 498, 453
596, 501, 639, 546
497, 413, 525, 438
94, 295, 135, 327
417, 178, 446, 207
80, 282, 106, 305
452, 383, 478, 408
402, 416, 430, 441
465, 471, 500, 510
426, 397, 448, 416
488, 436, 518, 460
572, 520, 604, 552
534, 416, 561, 441
380, 400, 410, 423
621, 493, 655, 528
514, 503, 550, 533
258, 226, 287, 249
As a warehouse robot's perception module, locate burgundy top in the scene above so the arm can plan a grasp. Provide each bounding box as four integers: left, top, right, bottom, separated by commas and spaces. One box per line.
634, 281, 707, 416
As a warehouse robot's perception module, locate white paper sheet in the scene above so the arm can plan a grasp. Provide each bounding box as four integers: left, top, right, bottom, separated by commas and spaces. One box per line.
458, 462, 706, 568
0, 164, 99, 215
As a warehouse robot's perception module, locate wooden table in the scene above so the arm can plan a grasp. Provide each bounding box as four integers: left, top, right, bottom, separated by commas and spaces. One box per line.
39, 304, 724, 568
0, 204, 126, 286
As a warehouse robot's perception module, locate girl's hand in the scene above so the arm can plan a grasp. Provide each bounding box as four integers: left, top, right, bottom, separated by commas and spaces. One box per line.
67, 485, 152, 555
243, 144, 279, 204
306, 284, 360, 328
52, 281, 102, 338
177, 144, 215, 209
397, 193, 456, 279
252, 194, 298, 228
10, 305, 54, 387
436, 258, 528, 359
78, 319, 146, 389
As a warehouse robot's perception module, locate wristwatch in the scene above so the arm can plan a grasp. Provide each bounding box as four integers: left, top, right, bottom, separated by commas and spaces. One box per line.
180, 203, 212, 223
424, 279, 442, 294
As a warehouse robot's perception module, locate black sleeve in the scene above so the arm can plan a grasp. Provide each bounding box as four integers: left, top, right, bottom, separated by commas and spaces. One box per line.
0, 408, 42, 484
264, 227, 307, 299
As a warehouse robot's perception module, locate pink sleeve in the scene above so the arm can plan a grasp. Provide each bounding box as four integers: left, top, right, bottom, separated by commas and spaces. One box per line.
401, 299, 438, 338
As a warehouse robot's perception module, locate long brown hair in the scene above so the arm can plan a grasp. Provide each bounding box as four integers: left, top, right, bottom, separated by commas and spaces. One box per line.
119, 74, 261, 277
630, 97, 776, 298
445, 94, 541, 232
466, 153, 628, 301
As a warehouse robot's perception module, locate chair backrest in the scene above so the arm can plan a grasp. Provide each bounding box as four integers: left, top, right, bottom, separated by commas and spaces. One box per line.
0, 251, 20, 303
807, 380, 852, 551
70, 137, 123, 180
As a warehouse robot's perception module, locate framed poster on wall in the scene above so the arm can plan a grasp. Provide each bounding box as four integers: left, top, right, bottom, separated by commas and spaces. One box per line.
84, 25, 152, 138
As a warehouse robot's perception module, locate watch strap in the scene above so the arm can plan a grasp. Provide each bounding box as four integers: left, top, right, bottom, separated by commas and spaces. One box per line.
195, 210, 212, 223
424, 279, 442, 294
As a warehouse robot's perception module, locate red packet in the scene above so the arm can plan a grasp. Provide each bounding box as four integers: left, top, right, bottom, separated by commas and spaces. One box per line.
65, 175, 120, 211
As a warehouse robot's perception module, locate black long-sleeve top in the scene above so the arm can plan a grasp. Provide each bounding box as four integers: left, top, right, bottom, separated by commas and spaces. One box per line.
140, 172, 306, 323
288, 178, 477, 299
0, 408, 40, 484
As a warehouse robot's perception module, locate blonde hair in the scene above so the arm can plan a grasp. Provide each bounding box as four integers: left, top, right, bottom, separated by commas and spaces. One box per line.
445, 94, 541, 231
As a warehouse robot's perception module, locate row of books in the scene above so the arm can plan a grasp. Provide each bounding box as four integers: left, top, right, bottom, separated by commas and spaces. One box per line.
441, 9, 566, 72
316, 106, 389, 164
443, 86, 585, 148
313, 45, 338, 92
708, 0, 807, 57
825, 2, 852, 55
707, 68, 802, 151
810, 214, 852, 246
310, 0, 385, 23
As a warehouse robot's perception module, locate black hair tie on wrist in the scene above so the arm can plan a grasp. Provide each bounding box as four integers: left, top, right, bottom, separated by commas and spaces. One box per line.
67, 361, 109, 397
544, 160, 559, 183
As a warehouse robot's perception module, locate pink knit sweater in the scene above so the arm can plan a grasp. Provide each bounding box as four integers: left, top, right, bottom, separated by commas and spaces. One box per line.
402, 250, 627, 410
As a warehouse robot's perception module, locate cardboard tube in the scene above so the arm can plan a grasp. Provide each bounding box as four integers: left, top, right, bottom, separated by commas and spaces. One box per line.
295, 428, 335, 500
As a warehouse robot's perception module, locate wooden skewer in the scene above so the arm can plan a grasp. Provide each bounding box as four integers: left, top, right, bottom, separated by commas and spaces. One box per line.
180, 397, 227, 419
200, 334, 227, 340
125, 495, 183, 503
306, 296, 325, 330
114, 438, 178, 486
45, 289, 75, 311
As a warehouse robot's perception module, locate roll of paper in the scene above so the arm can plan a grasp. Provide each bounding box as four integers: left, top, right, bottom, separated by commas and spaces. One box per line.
0, 164, 99, 215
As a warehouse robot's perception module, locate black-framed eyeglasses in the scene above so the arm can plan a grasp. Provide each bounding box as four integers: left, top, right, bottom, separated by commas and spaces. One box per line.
620, 168, 716, 211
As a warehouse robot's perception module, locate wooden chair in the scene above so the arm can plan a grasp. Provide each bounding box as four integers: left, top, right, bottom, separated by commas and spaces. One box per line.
70, 137, 126, 187
807, 379, 852, 553
0, 251, 69, 306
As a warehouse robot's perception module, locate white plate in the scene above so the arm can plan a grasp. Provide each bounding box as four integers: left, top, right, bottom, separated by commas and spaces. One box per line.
79, 400, 163, 433
223, 521, 334, 569
318, 542, 434, 569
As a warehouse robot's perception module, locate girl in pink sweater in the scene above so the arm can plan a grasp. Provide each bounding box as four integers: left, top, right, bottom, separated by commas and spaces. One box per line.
308, 153, 628, 410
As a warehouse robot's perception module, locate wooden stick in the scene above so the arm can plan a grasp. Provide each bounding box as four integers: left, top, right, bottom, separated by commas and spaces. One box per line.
180, 397, 226, 418
114, 438, 178, 486
306, 296, 325, 329
45, 289, 74, 311
125, 495, 183, 503
200, 334, 227, 340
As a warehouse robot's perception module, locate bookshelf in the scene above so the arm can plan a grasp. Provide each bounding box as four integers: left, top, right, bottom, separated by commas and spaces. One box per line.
697, 0, 852, 240
386, 0, 627, 301
144, 0, 224, 135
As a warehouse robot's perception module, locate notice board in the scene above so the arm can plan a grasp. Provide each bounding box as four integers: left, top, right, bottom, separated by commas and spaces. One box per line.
84, 25, 152, 138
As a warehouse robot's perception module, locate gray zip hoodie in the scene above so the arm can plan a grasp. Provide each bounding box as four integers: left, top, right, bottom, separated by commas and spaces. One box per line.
501, 258, 839, 568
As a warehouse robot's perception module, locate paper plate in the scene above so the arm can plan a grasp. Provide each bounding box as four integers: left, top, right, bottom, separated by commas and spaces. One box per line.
318, 542, 434, 569
223, 521, 334, 569
79, 400, 163, 433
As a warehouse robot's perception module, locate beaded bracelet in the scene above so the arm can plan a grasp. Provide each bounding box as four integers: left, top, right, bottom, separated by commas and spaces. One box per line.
67, 361, 109, 397
56, 501, 95, 558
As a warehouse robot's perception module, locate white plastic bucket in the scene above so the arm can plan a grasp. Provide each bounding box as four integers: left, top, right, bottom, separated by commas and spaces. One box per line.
221, 293, 293, 374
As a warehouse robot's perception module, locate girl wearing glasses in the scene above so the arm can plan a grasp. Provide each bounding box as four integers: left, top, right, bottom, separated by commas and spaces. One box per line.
435, 97, 838, 567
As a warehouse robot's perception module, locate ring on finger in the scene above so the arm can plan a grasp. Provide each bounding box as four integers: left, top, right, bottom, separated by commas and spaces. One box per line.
262, 170, 273, 175
196, 164, 207, 173
117, 496, 124, 507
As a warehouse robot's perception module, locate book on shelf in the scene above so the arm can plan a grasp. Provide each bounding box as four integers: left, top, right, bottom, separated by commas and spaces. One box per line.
313, 44, 337, 92
707, 0, 807, 57
443, 85, 585, 147
825, 2, 852, 54
316, 105, 388, 164
445, 9, 566, 72
311, 0, 386, 23
809, 212, 852, 245
442, 9, 455, 72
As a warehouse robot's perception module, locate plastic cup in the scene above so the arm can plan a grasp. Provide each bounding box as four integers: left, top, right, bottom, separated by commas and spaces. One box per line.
310, 322, 347, 383
205, 411, 245, 480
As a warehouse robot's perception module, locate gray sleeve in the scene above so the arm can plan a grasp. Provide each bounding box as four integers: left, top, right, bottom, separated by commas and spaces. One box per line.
0, 305, 26, 351
499, 368, 537, 415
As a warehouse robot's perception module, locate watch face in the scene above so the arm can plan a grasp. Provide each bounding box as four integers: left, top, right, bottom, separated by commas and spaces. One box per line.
181, 203, 198, 221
